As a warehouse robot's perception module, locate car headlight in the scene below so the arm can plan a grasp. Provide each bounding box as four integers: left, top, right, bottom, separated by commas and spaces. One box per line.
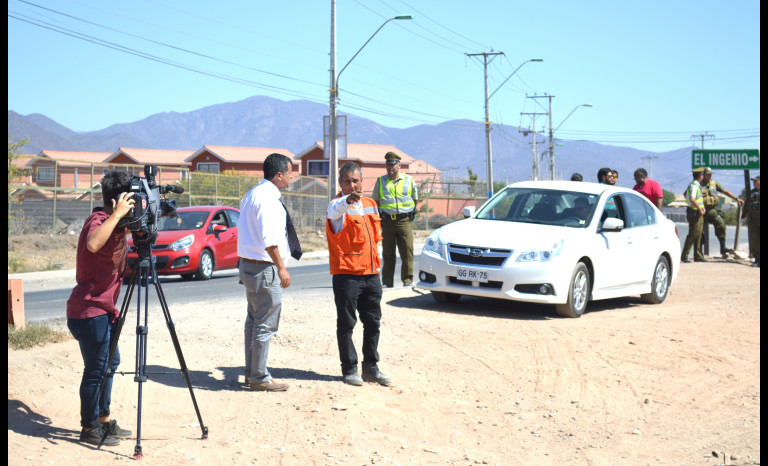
423, 229, 445, 259
516, 239, 563, 262
170, 234, 195, 251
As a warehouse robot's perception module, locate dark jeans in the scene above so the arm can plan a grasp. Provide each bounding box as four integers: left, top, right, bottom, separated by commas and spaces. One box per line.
67, 314, 120, 429
332, 274, 382, 375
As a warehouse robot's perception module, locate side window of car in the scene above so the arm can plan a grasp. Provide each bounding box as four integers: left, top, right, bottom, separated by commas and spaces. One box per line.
600, 194, 621, 222
209, 211, 228, 232
226, 210, 239, 227
624, 194, 652, 228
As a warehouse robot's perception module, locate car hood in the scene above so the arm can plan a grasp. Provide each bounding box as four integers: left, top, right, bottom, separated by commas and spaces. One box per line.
127, 229, 199, 246
434, 218, 576, 249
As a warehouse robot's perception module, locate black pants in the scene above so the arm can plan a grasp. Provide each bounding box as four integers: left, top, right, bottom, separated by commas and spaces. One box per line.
332, 274, 382, 375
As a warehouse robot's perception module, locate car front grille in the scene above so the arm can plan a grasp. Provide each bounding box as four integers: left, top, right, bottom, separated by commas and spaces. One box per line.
447, 244, 512, 267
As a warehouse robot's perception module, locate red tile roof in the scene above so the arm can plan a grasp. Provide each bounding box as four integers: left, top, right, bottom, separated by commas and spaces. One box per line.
186, 145, 295, 162
104, 147, 193, 166
295, 142, 416, 164
25, 150, 111, 168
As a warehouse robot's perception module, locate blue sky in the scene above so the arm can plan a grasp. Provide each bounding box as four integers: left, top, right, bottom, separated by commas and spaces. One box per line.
8, 0, 761, 156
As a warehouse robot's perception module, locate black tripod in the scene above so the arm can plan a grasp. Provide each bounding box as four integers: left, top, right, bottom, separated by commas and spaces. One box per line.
100, 240, 208, 459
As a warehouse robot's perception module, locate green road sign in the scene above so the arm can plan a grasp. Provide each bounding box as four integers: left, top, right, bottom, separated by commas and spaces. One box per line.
692, 149, 760, 170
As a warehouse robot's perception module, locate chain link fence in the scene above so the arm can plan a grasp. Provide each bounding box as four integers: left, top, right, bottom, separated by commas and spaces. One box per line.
8, 158, 483, 236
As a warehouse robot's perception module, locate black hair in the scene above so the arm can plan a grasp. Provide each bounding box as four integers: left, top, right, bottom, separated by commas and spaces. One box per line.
263, 153, 292, 180
635, 168, 648, 178
570, 172, 583, 182
597, 167, 612, 182
101, 170, 133, 208
339, 162, 361, 181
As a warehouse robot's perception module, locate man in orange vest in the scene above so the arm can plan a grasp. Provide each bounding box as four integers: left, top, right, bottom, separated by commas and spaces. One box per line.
326, 162, 392, 386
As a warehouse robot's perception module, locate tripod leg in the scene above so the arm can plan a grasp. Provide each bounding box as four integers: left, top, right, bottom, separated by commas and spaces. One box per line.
97, 267, 138, 407
152, 275, 209, 440
133, 260, 151, 458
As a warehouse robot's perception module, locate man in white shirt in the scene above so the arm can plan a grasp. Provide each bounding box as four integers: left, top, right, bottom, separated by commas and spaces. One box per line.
237, 153, 296, 392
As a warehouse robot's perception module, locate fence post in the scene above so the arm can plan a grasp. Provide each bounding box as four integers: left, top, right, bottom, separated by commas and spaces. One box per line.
8, 279, 25, 330
52, 161, 59, 233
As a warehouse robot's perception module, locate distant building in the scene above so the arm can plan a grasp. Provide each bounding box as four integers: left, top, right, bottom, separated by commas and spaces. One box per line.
185, 145, 298, 176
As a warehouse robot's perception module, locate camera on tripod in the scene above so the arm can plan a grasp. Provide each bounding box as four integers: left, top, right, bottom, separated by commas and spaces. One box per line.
119, 165, 184, 249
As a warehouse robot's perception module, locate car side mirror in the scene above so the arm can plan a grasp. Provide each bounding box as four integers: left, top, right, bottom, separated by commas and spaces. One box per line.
600, 217, 624, 232
212, 224, 228, 233
463, 206, 476, 218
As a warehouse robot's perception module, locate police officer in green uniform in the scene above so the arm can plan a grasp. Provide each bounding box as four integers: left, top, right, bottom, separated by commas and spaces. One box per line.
744, 175, 760, 267
700, 167, 745, 257
681, 167, 707, 263
372, 152, 418, 288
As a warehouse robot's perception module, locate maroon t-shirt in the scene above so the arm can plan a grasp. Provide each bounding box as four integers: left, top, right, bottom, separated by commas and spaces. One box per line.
66, 208, 128, 322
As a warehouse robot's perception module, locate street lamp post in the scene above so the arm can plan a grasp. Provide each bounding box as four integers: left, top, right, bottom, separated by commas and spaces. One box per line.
483, 58, 543, 199
548, 103, 592, 180
328, 3, 412, 203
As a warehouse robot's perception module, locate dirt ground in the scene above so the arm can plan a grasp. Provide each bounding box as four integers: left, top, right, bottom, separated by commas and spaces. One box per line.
8, 245, 760, 465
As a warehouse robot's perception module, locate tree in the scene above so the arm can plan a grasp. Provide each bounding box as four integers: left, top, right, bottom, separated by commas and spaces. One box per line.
8, 137, 29, 192
8, 137, 29, 233
662, 189, 675, 207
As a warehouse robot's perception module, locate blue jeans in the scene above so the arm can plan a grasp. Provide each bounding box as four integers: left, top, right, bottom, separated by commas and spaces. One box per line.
240, 261, 283, 384
67, 314, 120, 429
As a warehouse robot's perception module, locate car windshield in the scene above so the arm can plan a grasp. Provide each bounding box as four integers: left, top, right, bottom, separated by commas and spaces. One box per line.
475, 187, 598, 228
158, 211, 210, 231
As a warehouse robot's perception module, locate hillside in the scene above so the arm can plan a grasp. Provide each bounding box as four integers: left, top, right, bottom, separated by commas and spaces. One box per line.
9, 96, 706, 193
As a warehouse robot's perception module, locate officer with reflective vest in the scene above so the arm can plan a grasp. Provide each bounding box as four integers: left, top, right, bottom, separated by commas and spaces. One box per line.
744, 175, 760, 267
700, 166, 745, 257
371, 151, 419, 288
681, 167, 707, 262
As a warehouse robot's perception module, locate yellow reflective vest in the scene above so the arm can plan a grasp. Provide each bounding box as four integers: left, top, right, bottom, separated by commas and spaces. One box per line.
376, 174, 416, 215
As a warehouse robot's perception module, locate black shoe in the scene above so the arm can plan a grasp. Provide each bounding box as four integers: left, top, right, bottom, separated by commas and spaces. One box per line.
80, 425, 120, 446
681, 258, 691, 263
342, 372, 364, 386
362, 366, 392, 386
694, 258, 708, 262
102, 419, 132, 438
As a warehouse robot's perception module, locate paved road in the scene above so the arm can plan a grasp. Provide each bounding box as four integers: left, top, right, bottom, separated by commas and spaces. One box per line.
17, 253, 412, 324
16, 222, 753, 324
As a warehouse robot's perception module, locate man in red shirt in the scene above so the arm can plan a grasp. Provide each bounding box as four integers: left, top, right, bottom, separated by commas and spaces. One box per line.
633, 168, 664, 210
67, 170, 135, 446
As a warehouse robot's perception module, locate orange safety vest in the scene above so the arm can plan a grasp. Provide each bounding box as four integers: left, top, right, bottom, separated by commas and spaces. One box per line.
326, 195, 383, 275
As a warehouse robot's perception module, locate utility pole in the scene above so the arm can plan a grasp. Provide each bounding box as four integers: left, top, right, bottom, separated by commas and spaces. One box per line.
520, 111, 548, 180
466, 51, 504, 198
641, 154, 659, 179
527, 94, 556, 180
691, 131, 715, 150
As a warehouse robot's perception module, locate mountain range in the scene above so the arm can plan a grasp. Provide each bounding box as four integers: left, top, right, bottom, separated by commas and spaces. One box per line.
8, 95, 700, 193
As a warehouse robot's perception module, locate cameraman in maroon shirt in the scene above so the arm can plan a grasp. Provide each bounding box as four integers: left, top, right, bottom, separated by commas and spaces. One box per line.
66, 170, 135, 447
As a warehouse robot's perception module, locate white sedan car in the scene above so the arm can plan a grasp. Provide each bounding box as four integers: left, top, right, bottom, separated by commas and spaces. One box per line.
417, 181, 681, 317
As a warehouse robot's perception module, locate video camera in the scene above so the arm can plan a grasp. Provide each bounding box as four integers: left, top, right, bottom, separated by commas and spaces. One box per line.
119, 165, 184, 249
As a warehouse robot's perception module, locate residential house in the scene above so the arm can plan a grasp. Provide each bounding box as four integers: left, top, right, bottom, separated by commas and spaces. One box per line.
185, 145, 299, 175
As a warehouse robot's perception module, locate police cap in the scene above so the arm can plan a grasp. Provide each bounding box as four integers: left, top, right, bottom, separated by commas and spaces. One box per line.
385, 151, 401, 164
752, 175, 760, 181
703, 167, 713, 174
692, 166, 706, 174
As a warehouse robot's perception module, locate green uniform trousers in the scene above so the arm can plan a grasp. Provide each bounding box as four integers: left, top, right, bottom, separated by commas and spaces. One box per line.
381, 217, 414, 287
702, 207, 728, 251
682, 209, 704, 261
748, 217, 760, 261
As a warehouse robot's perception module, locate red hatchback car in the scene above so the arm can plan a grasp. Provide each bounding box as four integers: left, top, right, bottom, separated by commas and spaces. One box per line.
126, 206, 240, 280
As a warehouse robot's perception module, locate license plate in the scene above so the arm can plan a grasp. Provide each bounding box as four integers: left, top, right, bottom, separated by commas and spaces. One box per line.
456, 268, 488, 283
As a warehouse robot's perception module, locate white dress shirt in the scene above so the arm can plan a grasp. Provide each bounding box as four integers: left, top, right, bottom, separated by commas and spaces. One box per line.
237, 179, 289, 263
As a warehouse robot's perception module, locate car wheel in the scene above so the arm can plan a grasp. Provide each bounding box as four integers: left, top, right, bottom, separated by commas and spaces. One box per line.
195, 249, 214, 280
431, 291, 461, 304
641, 256, 670, 304
555, 262, 590, 318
